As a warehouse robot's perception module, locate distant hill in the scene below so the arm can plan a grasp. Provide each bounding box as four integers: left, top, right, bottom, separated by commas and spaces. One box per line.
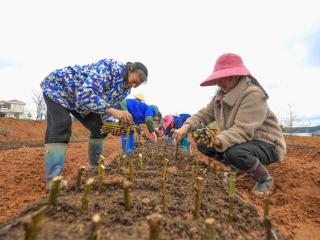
284, 125, 320, 133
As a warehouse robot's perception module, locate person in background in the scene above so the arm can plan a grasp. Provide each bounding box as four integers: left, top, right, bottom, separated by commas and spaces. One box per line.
174, 53, 286, 194
41, 59, 148, 188
116, 98, 162, 146
162, 113, 191, 151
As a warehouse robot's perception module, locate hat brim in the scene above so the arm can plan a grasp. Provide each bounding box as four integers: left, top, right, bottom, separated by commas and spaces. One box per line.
200, 66, 250, 87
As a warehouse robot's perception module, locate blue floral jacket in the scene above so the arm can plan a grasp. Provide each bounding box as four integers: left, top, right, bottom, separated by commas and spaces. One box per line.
41, 59, 131, 118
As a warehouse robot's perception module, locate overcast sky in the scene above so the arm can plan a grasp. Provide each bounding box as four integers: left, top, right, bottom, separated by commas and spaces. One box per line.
1, 0, 319, 126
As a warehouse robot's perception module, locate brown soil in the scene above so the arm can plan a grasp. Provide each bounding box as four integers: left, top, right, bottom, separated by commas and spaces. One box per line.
0, 118, 319, 239
0, 141, 278, 239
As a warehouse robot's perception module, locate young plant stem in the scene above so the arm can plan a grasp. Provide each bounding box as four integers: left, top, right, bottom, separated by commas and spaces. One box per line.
47, 176, 62, 208
76, 166, 86, 191
163, 142, 167, 158
138, 153, 144, 171
129, 159, 135, 183
81, 178, 95, 211
194, 177, 204, 220
162, 158, 169, 180
263, 217, 272, 240
204, 218, 216, 240
175, 143, 179, 161
98, 164, 105, 193
122, 154, 128, 166
147, 213, 163, 240
125, 126, 131, 153
161, 177, 166, 212
195, 159, 199, 176
192, 165, 195, 187
263, 194, 270, 219
117, 155, 121, 174
23, 206, 47, 240
228, 171, 236, 221
90, 214, 101, 240
123, 180, 132, 210
98, 154, 105, 166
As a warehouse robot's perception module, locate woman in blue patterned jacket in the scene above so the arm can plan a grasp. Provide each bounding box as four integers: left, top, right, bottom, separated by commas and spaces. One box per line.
41, 58, 148, 188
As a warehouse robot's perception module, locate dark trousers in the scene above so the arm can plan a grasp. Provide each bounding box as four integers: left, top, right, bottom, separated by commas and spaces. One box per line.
44, 95, 107, 144
197, 140, 278, 171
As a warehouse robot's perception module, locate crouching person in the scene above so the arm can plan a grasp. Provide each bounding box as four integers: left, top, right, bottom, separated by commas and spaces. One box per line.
162, 114, 191, 151
174, 53, 286, 194
115, 98, 161, 152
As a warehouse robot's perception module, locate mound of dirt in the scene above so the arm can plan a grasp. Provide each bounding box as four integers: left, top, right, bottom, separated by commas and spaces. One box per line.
0, 118, 89, 150
0, 141, 282, 240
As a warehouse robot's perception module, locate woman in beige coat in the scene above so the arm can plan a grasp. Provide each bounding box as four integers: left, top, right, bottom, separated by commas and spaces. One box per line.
174, 53, 286, 194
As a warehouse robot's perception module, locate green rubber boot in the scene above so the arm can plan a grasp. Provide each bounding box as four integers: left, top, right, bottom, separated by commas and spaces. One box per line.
88, 138, 105, 167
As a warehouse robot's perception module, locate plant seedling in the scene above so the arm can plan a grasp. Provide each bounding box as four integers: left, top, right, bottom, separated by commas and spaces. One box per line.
204, 218, 216, 240
147, 213, 163, 240
23, 206, 47, 240
47, 176, 63, 208
98, 164, 105, 193
194, 177, 205, 220
90, 214, 101, 240
76, 166, 86, 191
162, 158, 169, 180
138, 153, 144, 171
129, 159, 135, 183
228, 171, 236, 221
123, 180, 132, 210
81, 178, 95, 211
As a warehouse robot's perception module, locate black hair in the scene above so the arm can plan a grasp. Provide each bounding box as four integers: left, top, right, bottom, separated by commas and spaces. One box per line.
126, 62, 148, 83
248, 75, 269, 99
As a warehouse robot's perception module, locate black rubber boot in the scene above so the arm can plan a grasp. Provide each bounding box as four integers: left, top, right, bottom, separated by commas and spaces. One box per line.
246, 159, 273, 194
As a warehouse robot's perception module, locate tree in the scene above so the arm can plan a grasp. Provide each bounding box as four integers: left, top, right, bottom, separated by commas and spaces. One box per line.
32, 90, 46, 120
285, 104, 299, 135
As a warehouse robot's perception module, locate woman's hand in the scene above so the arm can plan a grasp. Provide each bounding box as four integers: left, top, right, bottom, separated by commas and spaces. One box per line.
148, 131, 158, 142
214, 138, 221, 148
106, 108, 133, 125
173, 124, 190, 143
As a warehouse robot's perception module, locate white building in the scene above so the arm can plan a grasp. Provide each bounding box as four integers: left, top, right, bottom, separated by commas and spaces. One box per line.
0, 99, 26, 119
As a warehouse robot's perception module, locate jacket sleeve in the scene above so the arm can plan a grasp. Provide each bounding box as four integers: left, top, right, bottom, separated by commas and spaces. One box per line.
118, 100, 128, 111
214, 91, 268, 152
184, 98, 216, 130
144, 105, 156, 132
145, 116, 155, 133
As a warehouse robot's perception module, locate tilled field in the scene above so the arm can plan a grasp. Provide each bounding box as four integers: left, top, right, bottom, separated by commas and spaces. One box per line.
0, 140, 280, 240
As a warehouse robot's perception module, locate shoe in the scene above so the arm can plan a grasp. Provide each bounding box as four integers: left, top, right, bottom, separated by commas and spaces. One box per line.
251, 176, 273, 194
245, 159, 273, 194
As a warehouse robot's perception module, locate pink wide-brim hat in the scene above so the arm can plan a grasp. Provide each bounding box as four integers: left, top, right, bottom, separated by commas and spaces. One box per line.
200, 53, 250, 87
163, 115, 174, 130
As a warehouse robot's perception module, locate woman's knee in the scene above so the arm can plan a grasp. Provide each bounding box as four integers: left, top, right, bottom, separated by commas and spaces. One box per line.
224, 147, 257, 170
46, 118, 72, 143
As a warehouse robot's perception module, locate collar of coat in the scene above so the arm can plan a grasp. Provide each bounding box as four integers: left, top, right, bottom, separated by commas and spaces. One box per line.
216, 77, 251, 107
